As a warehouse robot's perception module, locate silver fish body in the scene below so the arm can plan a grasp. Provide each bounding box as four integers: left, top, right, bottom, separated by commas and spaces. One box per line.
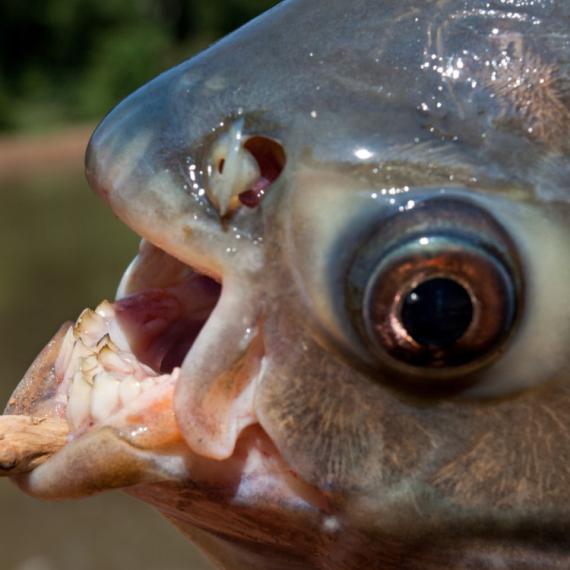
7, 0, 570, 568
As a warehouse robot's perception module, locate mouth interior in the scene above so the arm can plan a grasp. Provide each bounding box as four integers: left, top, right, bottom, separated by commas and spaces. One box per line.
114, 274, 221, 374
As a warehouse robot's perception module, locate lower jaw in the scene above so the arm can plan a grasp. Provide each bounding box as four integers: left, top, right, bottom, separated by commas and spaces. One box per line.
4, 286, 329, 513
5, 313, 187, 457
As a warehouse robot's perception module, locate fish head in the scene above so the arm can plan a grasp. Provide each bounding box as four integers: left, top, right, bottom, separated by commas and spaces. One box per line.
7, 0, 570, 567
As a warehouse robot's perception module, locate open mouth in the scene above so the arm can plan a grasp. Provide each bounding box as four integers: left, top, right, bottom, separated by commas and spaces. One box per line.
24, 239, 232, 445
3, 109, 332, 514
6, 237, 329, 513
56, 242, 223, 440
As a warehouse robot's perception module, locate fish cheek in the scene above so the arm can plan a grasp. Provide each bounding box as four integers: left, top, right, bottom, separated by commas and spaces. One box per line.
255, 301, 570, 534
254, 304, 435, 497
430, 378, 570, 515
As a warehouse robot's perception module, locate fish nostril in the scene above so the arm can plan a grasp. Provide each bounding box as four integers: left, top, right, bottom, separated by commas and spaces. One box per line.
238, 136, 286, 209
205, 122, 286, 216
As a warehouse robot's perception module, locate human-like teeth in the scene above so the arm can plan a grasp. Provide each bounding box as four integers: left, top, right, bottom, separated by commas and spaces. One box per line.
90, 372, 120, 423
54, 325, 80, 381
81, 354, 104, 376
119, 375, 141, 406
94, 300, 114, 318
98, 345, 135, 375
92, 300, 131, 352
62, 338, 97, 387
96, 334, 120, 352
67, 367, 93, 432
75, 308, 106, 335
61, 295, 179, 431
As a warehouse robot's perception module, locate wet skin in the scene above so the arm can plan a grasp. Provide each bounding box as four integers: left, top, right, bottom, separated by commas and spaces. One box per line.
6, 0, 570, 568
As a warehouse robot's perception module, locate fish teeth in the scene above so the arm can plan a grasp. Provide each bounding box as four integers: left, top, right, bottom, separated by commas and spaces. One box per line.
90, 302, 131, 352
96, 334, 120, 352
155, 372, 174, 385
62, 338, 97, 386
80, 354, 105, 382
98, 345, 135, 375
54, 325, 80, 380
140, 377, 157, 391
62, 299, 178, 430
94, 300, 115, 319
90, 372, 120, 423
73, 337, 96, 358
67, 367, 94, 431
119, 375, 141, 406
75, 308, 105, 334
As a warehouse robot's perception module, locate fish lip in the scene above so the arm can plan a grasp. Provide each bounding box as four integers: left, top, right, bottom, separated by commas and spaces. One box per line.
4, 322, 73, 419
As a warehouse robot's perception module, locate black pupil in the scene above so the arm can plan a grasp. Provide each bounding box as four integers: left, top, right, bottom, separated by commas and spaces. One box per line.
401, 278, 473, 346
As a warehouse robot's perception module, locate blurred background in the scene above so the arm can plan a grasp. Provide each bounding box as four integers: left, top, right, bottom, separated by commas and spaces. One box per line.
0, 1, 279, 568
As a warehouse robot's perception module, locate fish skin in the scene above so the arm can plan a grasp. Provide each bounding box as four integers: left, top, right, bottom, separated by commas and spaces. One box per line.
8, 0, 570, 568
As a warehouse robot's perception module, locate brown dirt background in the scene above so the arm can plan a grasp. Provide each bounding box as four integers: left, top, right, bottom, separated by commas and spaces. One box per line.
0, 126, 94, 182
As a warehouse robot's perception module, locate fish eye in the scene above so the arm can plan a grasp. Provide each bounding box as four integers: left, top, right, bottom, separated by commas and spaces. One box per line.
346, 198, 523, 382
401, 277, 473, 346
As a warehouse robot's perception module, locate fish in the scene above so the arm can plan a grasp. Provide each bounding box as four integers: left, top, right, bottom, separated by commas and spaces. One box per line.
5, 0, 570, 567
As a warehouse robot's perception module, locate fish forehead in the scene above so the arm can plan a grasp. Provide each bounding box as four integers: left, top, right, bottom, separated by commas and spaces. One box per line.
87, 0, 570, 237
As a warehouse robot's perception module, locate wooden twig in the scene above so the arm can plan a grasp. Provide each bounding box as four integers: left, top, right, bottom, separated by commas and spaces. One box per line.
0, 416, 69, 476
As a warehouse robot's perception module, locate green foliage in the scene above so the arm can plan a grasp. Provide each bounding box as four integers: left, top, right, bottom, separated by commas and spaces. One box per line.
76, 23, 170, 119
0, 0, 280, 133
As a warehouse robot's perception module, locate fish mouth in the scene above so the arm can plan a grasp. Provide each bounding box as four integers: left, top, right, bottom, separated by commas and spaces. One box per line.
52, 240, 223, 442
5, 239, 327, 513
7, 239, 222, 440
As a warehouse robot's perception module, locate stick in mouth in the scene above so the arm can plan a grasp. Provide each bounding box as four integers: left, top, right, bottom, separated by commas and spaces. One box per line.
0, 416, 69, 475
